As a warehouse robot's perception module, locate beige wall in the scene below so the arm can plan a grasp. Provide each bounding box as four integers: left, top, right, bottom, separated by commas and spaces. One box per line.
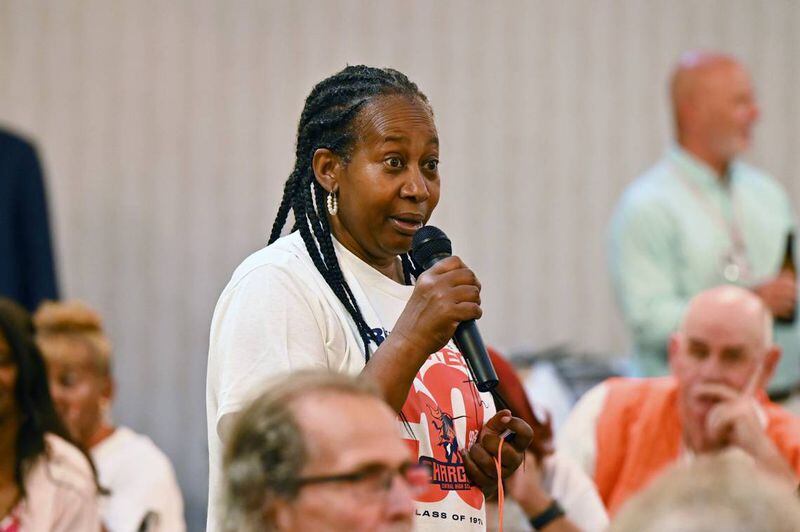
1, 0, 798, 527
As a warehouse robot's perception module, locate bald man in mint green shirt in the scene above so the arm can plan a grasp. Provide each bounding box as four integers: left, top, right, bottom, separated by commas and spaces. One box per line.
609, 51, 799, 394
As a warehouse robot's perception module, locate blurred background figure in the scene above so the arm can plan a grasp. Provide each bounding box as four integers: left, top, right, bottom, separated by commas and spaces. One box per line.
485, 349, 608, 532
0, 298, 99, 531
0, 128, 59, 313
34, 300, 185, 532
609, 453, 800, 532
559, 285, 800, 517
609, 51, 799, 400
222, 370, 419, 532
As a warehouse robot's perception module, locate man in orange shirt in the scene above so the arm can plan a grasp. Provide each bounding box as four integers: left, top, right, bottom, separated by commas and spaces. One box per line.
559, 285, 800, 516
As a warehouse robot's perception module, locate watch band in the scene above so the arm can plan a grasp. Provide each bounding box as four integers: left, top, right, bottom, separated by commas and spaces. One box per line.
529, 499, 565, 530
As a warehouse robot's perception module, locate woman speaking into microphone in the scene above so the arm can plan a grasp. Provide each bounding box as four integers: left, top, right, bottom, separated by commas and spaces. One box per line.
206, 66, 532, 532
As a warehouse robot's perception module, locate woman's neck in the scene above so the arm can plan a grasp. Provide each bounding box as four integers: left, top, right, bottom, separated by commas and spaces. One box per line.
329, 228, 405, 283
87, 423, 116, 450
0, 413, 19, 486
0, 415, 26, 520
371, 258, 404, 284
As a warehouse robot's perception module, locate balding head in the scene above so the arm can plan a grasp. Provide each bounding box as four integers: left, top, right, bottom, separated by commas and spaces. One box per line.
670, 285, 781, 453
671, 51, 740, 111
669, 285, 780, 452
681, 285, 773, 351
669, 51, 759, 172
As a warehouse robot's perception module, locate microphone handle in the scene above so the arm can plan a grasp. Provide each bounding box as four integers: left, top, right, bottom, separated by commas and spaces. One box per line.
453, 320, 499, 393
419, 254, 499, 393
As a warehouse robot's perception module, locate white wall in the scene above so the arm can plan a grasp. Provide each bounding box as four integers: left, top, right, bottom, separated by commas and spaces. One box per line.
1, 0, 798, 528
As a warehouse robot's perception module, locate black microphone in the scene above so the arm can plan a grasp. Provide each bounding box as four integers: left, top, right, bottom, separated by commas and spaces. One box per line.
411, 225, 499, 393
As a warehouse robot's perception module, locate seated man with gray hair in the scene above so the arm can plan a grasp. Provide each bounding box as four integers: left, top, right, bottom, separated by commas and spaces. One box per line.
221, 370, 425, 532
610, 453, 800, 532
559, 285, 800, 517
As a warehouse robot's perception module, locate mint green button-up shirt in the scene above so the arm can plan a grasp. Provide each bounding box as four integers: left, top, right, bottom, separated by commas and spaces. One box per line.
609, 146, 799, 391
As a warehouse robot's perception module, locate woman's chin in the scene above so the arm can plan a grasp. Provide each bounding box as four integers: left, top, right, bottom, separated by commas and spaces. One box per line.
381, 233, 414, 256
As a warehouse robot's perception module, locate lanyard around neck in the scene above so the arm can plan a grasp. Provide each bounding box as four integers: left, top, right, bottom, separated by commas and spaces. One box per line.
673, 161, 751, 282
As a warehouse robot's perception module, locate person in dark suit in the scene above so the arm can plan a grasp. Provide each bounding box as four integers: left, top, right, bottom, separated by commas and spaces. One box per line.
0, 128, 59, 311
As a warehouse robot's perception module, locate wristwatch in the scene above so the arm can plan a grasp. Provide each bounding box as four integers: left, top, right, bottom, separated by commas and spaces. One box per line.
529, 499, 565, 530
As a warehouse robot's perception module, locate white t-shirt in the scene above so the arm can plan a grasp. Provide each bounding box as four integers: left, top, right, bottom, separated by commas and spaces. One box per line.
91, 426, 185, 532
18, 433, 101, 531
207, 232, 495, 531
556, 382, 610, 478
486, 452, 609, 532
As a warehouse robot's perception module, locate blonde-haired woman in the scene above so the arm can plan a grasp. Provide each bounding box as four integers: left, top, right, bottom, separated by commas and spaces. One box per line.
35, 300, 185, 532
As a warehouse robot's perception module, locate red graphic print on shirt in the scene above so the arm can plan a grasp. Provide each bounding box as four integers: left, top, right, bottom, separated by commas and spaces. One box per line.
400, 345, 487, 510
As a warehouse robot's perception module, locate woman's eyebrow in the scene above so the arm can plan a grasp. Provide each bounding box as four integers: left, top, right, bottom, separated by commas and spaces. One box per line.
378, 134, 439, 146
380, 134, 408, 145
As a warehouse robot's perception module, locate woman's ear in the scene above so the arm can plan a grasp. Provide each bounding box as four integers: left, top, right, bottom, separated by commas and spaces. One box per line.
102, 375, 115, 402
312, 148, 342, 194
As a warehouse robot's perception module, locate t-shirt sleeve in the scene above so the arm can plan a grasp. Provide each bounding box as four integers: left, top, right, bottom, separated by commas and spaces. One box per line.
209, 264, 330, 437
150, 448, 186, 531
138, 441, 186, 532
542, 452, 609, 532
556, 382, 608, 479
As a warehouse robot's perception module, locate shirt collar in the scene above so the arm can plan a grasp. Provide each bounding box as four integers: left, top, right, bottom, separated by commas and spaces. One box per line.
667, 144, 739, 190
330, 234, 413, 298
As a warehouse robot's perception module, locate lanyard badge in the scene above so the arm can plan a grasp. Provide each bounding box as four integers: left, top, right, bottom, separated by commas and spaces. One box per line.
721, 248, 750, 283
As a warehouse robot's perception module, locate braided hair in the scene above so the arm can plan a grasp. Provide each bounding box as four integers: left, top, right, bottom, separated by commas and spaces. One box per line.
269, 66, 430, 360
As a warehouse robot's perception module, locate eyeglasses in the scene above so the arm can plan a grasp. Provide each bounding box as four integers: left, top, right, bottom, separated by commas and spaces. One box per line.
294, 462, 430, 500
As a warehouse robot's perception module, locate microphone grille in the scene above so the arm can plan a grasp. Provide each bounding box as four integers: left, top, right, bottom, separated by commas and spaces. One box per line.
411, 225, 452, 268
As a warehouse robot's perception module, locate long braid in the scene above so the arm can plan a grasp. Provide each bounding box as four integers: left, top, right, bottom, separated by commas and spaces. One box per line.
268, 65, 430, 360
293, 188, 328, 283
268, 169, 298, 244
400, 253, 420, 285
313, 182, 377, 353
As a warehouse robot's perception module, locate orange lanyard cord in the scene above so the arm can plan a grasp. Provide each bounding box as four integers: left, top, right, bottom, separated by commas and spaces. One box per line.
495, 428, 512, 532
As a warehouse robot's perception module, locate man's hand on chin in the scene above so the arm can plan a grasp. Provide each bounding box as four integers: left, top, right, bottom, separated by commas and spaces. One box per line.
700, 382, 798, 486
